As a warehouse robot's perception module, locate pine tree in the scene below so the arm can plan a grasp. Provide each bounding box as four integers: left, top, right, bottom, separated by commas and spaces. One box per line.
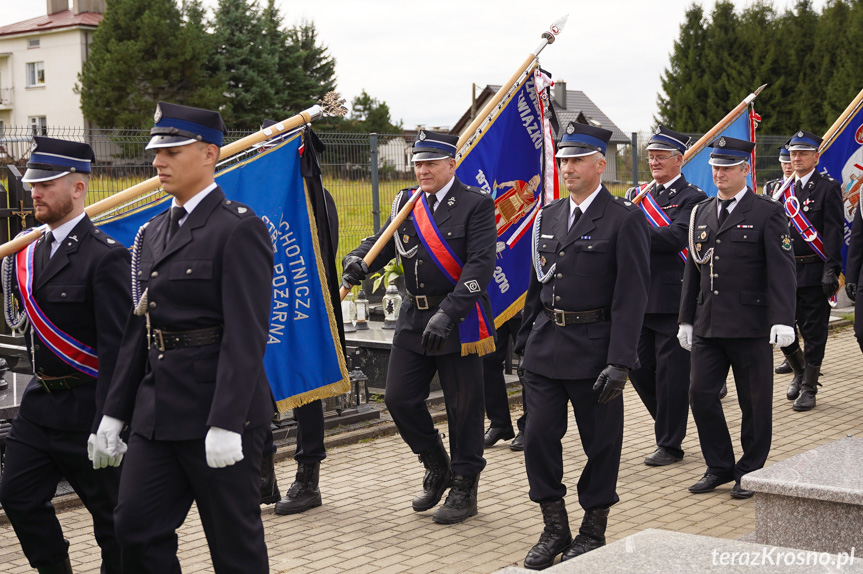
77, 0, 219, 129
210, 0, 279, 129
279, 20, 338, 114
346, 90, 402, 134
656, 4, 707, 131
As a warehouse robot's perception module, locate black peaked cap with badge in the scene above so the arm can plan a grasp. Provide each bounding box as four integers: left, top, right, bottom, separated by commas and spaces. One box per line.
147, 102, 227, 150
412, 130, 458, 161
556, 121, 612, 157
647, 126, 690, 154
23, 137, 96, 183
787, 130, 822, 151
708, 136, 755, 166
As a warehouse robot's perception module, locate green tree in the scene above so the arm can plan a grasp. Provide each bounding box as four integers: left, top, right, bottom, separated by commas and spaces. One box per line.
277, 20, 338, 115
77, 0, 220, 128
347, 90, 402, 134
655, 4, 708, 131
209, 0, 279, 129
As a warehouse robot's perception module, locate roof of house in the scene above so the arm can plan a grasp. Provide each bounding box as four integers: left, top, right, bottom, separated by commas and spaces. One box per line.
451, 84, 629, 145
0, 10, 102, 38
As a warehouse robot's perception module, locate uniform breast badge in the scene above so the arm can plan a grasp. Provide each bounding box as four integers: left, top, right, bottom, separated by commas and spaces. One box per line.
782, 236, 792, 251
540, 255, 547, 267
403, 234, 410, 244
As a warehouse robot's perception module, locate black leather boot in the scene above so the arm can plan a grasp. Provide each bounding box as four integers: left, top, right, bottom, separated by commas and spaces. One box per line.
523, 499, 572, 570
775, 359, 791, 374
432, 473, 478, 524
784, 347, 806, 400
274, 461, 322, 515
259, 448, 280, 505
793, 364, 821, 412
412, 433, 452, 512
37, 556, 73, 574
561, 507, 608, 561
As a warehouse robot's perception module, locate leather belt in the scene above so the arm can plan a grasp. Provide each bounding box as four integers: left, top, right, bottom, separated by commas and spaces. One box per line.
795, 254, 821, 264
150, 326, 223, 352
543, 306, 610, 326
405, 292, 447, 311
36, 373, 95, 393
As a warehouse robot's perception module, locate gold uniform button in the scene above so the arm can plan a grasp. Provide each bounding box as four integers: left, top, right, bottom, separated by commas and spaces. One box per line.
555, 296, 561, 302
60, 292, 67, 298
151, 271, 159, 278
419, 283, 425, 288
556, 273, 562, 279
186, 268, 193, 275
149, 301, 157, 309
158, 354, 164, 360
713, 290, 719, 295
559, 251, 565, 257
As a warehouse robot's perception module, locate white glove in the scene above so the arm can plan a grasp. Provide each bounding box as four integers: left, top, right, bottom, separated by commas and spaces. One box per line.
677, 323, 693, 351
205, 427, 244, 468
92, 415, 126, 469
769, 324, 795, 349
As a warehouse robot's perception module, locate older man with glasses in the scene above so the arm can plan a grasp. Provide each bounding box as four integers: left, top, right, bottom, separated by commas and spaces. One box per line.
625, 126, 706, 467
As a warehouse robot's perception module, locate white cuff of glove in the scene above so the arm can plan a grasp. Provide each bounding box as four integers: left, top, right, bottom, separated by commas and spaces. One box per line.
769, 324, 795, 349
93, 415, 127, 469
205, 426, 244, 468
677, 323, 693, 351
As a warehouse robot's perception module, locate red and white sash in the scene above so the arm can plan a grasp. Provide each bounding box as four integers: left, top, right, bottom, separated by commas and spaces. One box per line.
636, 185, 688, 264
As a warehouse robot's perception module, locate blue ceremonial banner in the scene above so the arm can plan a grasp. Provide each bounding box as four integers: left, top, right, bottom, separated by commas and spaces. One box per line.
682, 110, 754, 197
456, 67, 557, 326
818, 104, 863, 273
95, 132, 350, 411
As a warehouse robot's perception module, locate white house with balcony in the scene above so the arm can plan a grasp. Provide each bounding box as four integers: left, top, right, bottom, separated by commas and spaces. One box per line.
0, 0, 104, 142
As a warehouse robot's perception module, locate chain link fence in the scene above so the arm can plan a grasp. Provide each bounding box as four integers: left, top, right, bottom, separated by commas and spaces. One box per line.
0, 126, 796, 261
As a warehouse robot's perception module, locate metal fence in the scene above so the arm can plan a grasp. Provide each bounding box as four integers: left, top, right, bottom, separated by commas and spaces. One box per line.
0, 126, 795, 263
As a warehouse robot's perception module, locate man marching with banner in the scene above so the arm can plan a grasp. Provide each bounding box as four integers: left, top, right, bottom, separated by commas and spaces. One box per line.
91, 103, 276, 573
515, 122, 650, 568
625, 126, 706, 468
342, 130, 496, 525
773, 130, 843, 412
0, 138, 131, 574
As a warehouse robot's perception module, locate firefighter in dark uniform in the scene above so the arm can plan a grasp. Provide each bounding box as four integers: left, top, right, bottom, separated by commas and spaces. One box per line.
776, 130, 843, 412
91, 103, 275, 573
625, 126, 706, 467
342, 130, 496, 525
679, 136, 796, 500
0, 138, 131, 574
761, 144, 794, 196
845, 203, 863, 353
514, 122, 650, 569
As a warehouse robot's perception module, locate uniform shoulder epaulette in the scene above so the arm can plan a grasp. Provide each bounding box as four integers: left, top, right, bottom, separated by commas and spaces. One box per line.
221, 199, 256, 218
685, 183, 704, 194
610, 195, 639, 211
90, 227, 123, 248
695, 196, 715, 207
542, 197, 567, 211
752, 192, 778, 205
464, 185, 485, 195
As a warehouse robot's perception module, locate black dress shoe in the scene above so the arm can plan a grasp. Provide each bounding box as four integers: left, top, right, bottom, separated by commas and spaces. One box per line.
484, 426, 515, 447
688, 473, 733, 494
644, 447, 683, 467
510, 430, 525, 452
718, 383, 728, 400
731, 481, 755, 499
775, 359, 792, 374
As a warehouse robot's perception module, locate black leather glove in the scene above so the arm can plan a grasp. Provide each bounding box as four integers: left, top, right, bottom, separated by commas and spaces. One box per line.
421, 309, 455, 353
821, 268, 840, 297
341, 255, 368, 288
847, 282, 857, 302
592, 364, 628, 404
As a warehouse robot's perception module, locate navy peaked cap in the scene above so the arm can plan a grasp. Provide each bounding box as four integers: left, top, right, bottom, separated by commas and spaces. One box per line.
23, 137, 96, 183
556, 122, 612, 157
147, 102, 227, 150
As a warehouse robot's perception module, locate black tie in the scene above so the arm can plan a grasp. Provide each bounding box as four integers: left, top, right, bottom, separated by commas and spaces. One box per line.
569, 207, 582, 231
38, 231, 54, 273
654, 184, 665, 195
427, 194, 438, 211
795, 179, 803, 195
718, 199, 733, 226
166, 206, 186, 244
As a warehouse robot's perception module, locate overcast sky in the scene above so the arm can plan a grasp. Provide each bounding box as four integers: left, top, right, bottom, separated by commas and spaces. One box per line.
1, 0, 827, 133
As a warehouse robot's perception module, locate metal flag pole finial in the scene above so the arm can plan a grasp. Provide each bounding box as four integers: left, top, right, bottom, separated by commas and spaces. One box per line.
319, 92, 348, 118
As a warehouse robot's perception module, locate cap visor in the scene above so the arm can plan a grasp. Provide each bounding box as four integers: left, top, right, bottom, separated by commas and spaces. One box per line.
708, 157, 746, 167
779, 157, 792, 163
411, 152, 452, 162
22, 168, 69, 183
646, 142, 679, 151
556, 148, 599, 158
786, 144, 818, 152
146, 135, 198, 150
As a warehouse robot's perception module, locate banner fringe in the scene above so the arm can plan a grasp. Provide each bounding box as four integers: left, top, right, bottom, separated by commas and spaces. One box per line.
461, 336, 496, 357
276, 377, 351, 411
494, 294, 525, 329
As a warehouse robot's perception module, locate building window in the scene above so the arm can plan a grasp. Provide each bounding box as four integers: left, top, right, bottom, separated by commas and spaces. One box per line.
29, 116, 47, 136
28, 38, 40, 49
26, 62, 45, 87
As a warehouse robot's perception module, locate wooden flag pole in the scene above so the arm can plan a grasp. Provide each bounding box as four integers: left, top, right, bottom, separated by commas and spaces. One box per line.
0, 94, 348, 260
633, 84, 767, 204
820, 87, 863, 153
338, 16, 569, 300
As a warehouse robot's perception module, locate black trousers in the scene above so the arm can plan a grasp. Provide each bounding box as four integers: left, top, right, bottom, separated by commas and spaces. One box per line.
483, 315, 526, 432
385, 344, 486, 476
690, 336, 772, 482
522, 370, 622, 510
784, 285, 831, 366
114, 427, 269, 574
629, 313, 691, 457
0, 414, 121, 572
263, 400, 326, 464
